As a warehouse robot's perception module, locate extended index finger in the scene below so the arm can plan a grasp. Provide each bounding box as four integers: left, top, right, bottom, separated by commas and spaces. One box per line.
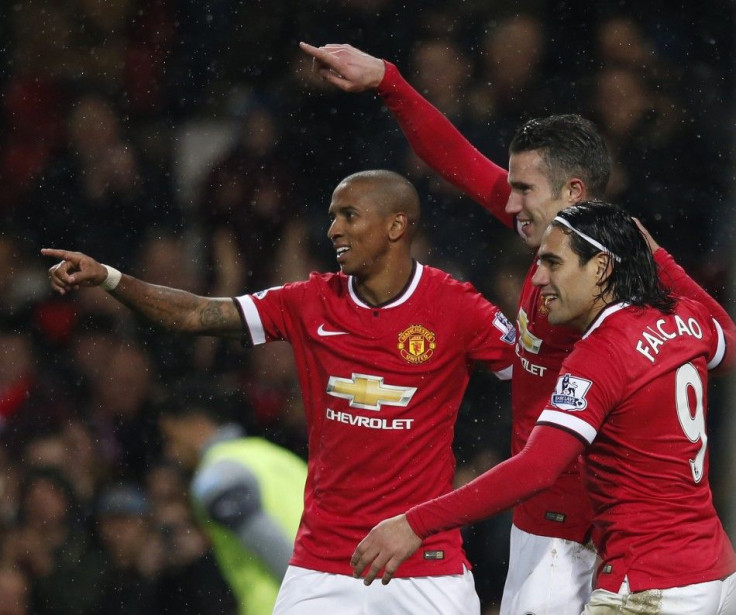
299, 42, 341, 68
40, 248, 75, 261
299, 41, 326, 61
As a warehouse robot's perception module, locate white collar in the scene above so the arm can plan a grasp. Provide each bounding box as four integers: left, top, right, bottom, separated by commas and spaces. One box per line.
348, 262, 424, 309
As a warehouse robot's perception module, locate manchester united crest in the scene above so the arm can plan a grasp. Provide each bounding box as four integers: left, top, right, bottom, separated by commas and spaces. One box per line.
398, 325, 436, 364
538, 293, 550, 316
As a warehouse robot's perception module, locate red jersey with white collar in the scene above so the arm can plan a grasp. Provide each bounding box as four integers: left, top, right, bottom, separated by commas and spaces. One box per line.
233, 262, 515, 576
379, 62, 590, 539
537, 299, 736, 591
510, 260, 592, 539
405, 298, 735, 592
378, 61, 735, 542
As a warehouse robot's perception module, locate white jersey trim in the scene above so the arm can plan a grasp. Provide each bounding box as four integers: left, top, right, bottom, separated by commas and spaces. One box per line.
494, 365, 513, 381
583, 302, 629, 339
348, 263, 424, 309
235, 295, 266, 345
707, 318, 726, 370
537, 409, 597, 445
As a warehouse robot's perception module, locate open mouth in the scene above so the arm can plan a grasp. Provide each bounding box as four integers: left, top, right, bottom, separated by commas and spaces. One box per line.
518, 219, 533, 235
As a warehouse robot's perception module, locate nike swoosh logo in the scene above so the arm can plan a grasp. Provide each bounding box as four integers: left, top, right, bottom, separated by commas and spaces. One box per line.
317, 324, 349, 337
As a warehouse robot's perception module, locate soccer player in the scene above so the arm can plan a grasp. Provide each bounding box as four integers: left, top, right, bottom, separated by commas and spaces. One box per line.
43, 169, 516, 614
300, 41, 736, 614
158, 394, 307, 615
351, 202, 736, 614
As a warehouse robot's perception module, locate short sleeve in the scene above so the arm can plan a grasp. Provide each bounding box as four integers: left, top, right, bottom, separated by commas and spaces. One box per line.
234, 283, 302, 346
536, 341, 625, 445
461, 285, 516, 380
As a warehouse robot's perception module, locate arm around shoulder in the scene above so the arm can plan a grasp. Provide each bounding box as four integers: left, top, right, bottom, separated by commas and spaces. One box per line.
653, 248, 736, 368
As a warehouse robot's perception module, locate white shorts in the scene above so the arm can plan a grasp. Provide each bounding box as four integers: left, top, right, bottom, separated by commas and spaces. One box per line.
500, 524, 597, 615
583, 572, 736, 614
273, 565, 480, 614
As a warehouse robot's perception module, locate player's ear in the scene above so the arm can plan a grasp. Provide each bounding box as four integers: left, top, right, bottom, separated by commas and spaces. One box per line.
388, 213, 408, 241
595, 253, 614, 284
567, 178, 584, 203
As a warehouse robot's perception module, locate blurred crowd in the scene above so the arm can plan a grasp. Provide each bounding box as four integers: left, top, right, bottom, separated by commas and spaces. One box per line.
0, 1, 734, 613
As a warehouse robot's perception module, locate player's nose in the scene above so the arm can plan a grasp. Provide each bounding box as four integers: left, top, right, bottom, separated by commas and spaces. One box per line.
531, 264, 548, 287
505, 193, 522, 216
327, 218, 342, 240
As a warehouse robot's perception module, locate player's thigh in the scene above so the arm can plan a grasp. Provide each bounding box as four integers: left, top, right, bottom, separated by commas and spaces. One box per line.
584, 577, 724, 614
273, 565, 480, 615
500, 525, 596, 615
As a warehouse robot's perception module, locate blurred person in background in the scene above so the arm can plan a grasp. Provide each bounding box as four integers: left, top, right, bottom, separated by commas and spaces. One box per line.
237, 342, 308, 458
466, 14, 549, 137
93, 483, 162, 615
132, 233, 212, 379
408, 39, 470, 126
194, 104, 317, 384
197, 97, 315, 296
14, 92, 180, 273
0, 319, 78, 448
85, 340, 162, 481
18, 416, 108, 511
145, 461, 190, 517
3, 467, 104, 615
392, 37, 505, 290
0, 236, 47, 319
158, 391, 307, 615
0, 566, 31, 615
150, 494, 236, 615
0, 327, 36, 433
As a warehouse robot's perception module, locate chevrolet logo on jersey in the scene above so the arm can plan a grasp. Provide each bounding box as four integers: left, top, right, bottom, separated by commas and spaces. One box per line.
518, 307, 543, 354
326, 374, 417, 411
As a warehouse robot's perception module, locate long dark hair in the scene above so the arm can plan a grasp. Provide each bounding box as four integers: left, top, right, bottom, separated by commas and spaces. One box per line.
553, 201, 676, 314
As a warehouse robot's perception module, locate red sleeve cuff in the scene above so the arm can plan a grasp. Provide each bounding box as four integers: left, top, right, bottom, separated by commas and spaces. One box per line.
405, 507, 431, 540
377, 60, 398, 94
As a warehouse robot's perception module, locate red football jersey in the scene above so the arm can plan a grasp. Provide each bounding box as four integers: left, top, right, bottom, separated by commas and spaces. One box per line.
233, 262, 515, 577
380, 64, 591, 540
510, 261, 592, 539
537, 299, 736, 591
379, 62, 736, 542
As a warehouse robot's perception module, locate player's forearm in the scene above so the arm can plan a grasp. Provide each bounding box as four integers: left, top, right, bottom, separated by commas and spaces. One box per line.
378, 62, 513, 226
406, 426, 580, 538
110, 275, 229, 334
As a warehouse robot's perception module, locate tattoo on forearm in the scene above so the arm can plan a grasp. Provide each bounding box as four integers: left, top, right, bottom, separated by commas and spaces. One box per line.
111, 277, 237, 335
200, 302, 228, 329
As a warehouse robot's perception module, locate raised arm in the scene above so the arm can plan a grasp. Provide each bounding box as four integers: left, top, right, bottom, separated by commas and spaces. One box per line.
299, 42, 386, 92
42, 248, 243, 338
299, 42, 513, 227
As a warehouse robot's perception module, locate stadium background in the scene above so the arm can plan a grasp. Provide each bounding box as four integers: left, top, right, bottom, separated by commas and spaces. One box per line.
0, 1, 734, 612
